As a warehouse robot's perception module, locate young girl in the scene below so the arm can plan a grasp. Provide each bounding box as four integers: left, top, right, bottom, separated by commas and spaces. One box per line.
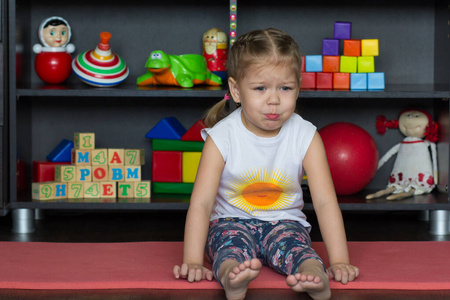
173, 28, 359, 300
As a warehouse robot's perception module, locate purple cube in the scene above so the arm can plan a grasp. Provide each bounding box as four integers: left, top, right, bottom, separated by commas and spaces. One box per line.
322, 39, 340, 56
334, 22, 352, 40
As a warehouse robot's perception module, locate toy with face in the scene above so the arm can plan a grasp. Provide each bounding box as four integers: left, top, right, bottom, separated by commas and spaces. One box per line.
366, 110, 438, 200
202, 28, 228, 81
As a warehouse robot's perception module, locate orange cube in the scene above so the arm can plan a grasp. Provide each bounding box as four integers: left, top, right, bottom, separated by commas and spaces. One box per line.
333, 73, 350, 90
343, 39, 361, 56
323, 56, 340, 73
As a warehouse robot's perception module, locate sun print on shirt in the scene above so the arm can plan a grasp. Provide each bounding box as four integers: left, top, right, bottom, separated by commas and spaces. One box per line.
226, 167, 297, 216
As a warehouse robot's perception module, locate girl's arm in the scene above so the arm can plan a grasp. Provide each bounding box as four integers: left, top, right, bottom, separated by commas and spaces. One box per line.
173, 136, 225, 282
303, 132, 359, 284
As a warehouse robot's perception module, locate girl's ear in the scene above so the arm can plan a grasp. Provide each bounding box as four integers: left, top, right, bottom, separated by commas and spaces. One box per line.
228, 77, 241, 106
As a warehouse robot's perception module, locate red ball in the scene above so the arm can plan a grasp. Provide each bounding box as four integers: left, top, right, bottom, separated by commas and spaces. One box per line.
319, 122, 379, 195
35, 51, 72, 84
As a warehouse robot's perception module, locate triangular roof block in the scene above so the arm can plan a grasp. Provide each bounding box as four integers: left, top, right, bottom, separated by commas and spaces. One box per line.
181, 119, 206, 141
145, 117, 186, 140
47, 139, 74, 162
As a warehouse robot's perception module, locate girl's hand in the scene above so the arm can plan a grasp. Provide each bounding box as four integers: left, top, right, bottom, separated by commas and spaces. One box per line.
173, 263, 214, 282
327, 263, 359, 284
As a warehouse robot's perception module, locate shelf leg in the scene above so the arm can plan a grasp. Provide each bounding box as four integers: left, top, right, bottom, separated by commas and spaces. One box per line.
429, 210, 449, 235
11, 209, 35, 234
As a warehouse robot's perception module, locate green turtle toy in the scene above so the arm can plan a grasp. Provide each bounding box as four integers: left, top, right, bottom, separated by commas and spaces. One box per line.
137, 50, 222, 88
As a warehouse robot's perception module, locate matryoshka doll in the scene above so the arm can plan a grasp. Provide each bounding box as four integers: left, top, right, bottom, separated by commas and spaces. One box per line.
33, 16, 75, 84
202, 28, 228, 81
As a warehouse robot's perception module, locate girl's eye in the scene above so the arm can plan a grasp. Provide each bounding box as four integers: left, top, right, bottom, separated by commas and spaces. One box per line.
255, 86, 265, 91
281, 86, 292, 91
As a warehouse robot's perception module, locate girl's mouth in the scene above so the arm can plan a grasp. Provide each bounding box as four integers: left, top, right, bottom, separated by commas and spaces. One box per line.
265, 114, 280, 120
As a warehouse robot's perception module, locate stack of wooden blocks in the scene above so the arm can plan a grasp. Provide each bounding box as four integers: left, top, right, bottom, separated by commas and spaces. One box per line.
32, 132, 150, 200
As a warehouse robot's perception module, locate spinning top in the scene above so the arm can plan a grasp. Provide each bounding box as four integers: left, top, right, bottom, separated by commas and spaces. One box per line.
72, 32, 129, 87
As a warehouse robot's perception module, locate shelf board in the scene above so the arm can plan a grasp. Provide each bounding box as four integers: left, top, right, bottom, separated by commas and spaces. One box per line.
15, 83, 449, 99
8, 191, 450, 211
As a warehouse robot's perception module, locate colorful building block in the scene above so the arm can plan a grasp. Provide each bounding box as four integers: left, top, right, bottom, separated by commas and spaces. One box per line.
323, 56, 340, 73
109, 166, 125, 181
47, 139, 73, 162
54, 165, 77, 182
125, 166, 141, 182
316, 73, 333, 90
92, 165, 108, 182
124, 149, 145, 165
305, 55, 322, 72
92, 149, 108, 165
333, 73, 350, 90
182, 152, 202, 183
73, 132, 95, 150
368, 72, 385, 90
152, 151, 183, 182
33, 161, 71, 182
350, 73, 368, 90
361, 39, 379, 56
108, 149, 125, 165
84, 182, 101, 198
134, 181, 151, 198
68, 182, 84, 199
32, 182, 55, 200
100, 182, 117, 198
301, 55, 305, 72
322, 39, 339, 56
54, 183, 68, 199
334, 22, 351, 39
300, 72, 316, 90
343, 39, 361, 56
358, 56, 375, 73
152, 139, 204, 152
153, 182, 193, 194
181, 120, 207, 141
340, 56, 357, 73
145, 117, 187, 140
72, 149, 92, 166
77, 166, 92, 181
118, 182, 134, 198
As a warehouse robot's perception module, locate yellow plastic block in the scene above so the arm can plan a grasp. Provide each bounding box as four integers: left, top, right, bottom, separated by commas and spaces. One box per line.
361, 39, 379, 56
74, 132, 95, 150
182, 152, 202, 183
135, 181, 151, 198
54, 165, 77, 182
340, 56, 357, 73
358, 56, 375, 73
68, 182, 85, 199
92, 149, 108, 165
125, 149, 145, 166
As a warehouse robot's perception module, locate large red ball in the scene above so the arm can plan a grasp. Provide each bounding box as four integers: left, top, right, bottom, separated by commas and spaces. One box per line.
319, 122, 379, 195
35, 52, 72, 84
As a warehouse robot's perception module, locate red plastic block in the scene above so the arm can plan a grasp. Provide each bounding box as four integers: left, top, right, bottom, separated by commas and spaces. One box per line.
33, 161, 71, 182
316, 73, 333, 90
343, 39, 361, 56
300, 72, 316, 90
333, 73, 350, 90
181, 120, 206, 141
322, 56, 340, 73
152, 151, 183, 182
301, 55, 305, 72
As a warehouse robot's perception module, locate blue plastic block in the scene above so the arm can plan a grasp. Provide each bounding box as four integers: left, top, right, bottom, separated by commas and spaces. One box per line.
368, 72, 385, 90
350, 73, 368, 90
322, 39, 339, 56
334, 22, 352, 40
145, 117, 187, 140
305, 55, 323, 72
47, 139, 74, 162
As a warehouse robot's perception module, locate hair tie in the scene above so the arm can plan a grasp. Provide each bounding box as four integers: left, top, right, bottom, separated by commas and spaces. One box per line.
224, 92, 230, 101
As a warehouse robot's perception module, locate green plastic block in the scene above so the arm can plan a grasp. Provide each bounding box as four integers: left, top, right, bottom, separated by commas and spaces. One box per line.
153, 182, 194, 194
340, 56, 357, 73
152, 139, 204, 152
358, 56, 375, 73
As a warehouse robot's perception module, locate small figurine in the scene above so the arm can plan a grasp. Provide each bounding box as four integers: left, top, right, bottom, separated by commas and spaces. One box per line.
202, 28, 228, 81
136, 50, 222, 88
366, 109, 438, 200
72, 32, 129, 87
33, 16, 75, 84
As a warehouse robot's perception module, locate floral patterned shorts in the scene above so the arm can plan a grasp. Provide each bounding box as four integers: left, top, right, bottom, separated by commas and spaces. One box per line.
206, 218, 325, 284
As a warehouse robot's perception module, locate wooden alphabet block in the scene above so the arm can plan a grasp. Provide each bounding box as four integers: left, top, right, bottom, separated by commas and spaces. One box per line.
68, 182, 85, 199
54, 165, 77, 182
92, 165, 108, 182
118, 182, 134, 198
125, 166, 141, 182
109, 166, 125, 181
84, 182, 101, 198
54, 182, 68, 199
108, 149, 125, 166
77, 166, 92, 182
92, 149, 108, 166
72, 149, 92, 166
124, 149, 145, 166
100, 182, 117, 198
134, 181, 151, 198
32, 182, 55, 200
74, 132, 95, 150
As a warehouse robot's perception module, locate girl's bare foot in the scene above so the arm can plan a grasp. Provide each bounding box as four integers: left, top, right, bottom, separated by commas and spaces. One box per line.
219, 258, 262, 300
286, 259, 331, 300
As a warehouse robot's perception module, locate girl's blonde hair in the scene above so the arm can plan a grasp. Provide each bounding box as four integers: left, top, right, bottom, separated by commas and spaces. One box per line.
204, 28, 302, 128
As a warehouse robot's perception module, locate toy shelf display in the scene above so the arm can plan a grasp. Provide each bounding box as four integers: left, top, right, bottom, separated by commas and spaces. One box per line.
301, 21, 385, 91
32, 133, 150, 201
